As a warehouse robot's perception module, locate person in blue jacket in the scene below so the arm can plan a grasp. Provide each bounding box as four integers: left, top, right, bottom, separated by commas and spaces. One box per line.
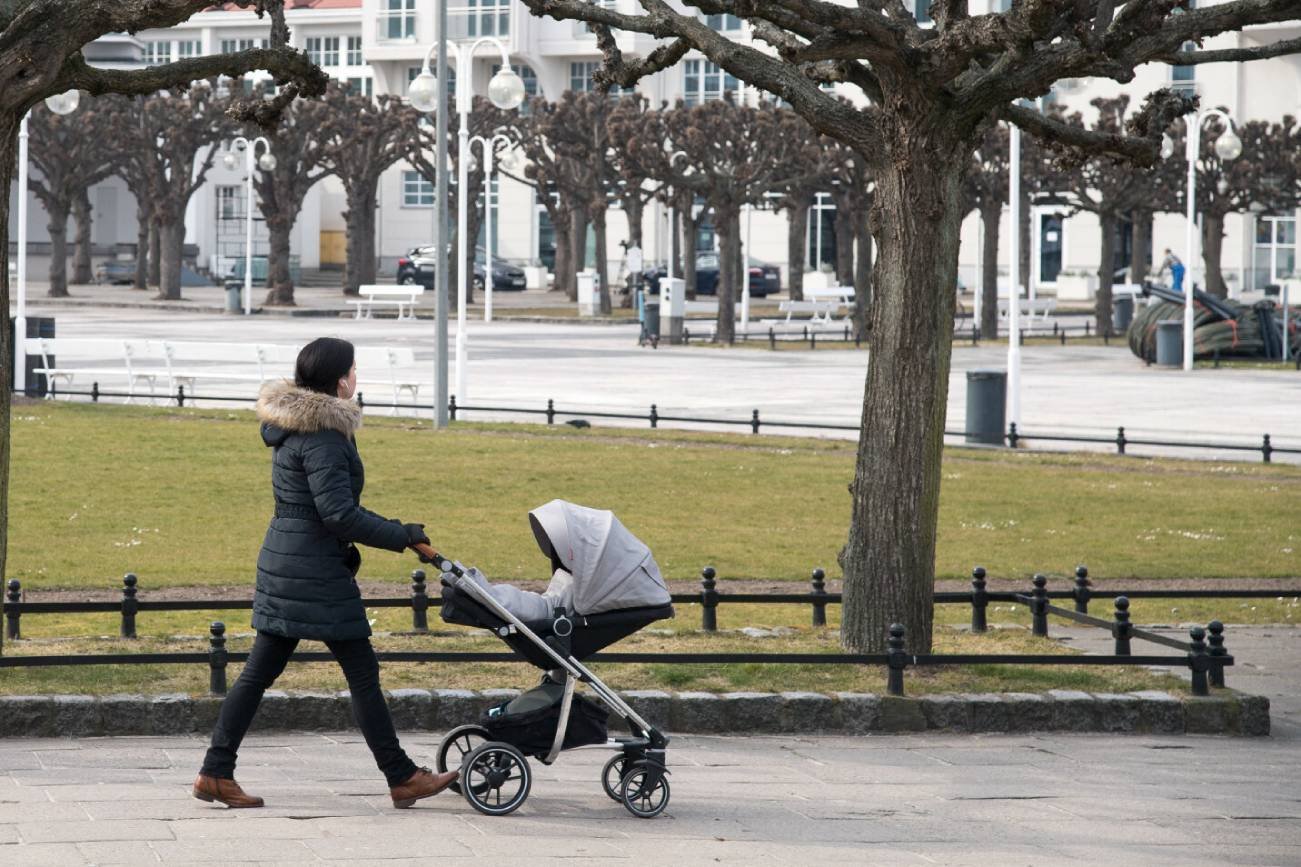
1159, 249, 1186, 293
194, 337, 456, 809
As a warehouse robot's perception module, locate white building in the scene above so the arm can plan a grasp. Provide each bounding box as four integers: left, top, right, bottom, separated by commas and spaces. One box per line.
8, 1, 1300, 298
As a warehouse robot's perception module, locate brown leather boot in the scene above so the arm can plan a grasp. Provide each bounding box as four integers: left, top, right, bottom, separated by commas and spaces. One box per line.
390, 767, 458, 808
193, 774, 264, 808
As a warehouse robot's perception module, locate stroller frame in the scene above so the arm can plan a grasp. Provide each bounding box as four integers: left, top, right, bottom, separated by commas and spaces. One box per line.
426, 549, 670, 818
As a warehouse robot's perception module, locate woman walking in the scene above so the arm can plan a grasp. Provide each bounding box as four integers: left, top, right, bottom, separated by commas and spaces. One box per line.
194, 337, 456, 809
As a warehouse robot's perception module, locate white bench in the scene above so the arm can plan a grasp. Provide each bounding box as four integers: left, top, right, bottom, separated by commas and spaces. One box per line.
29, 338, 163, 403
803, 286, 855, 304
997, 298, 1058, 325
348, 285, 425, 320
777, 300, 840, 324
354, 346, 422, 414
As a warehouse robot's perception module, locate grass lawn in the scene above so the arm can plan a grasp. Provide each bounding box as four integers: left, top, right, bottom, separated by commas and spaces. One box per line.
10, 402, 1300, 593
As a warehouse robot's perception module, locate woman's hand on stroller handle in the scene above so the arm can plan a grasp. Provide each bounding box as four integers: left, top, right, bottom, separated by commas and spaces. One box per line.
411, 542, 462, 576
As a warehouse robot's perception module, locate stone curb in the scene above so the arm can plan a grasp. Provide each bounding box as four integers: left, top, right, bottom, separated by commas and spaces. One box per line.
0, 689, 1268, 738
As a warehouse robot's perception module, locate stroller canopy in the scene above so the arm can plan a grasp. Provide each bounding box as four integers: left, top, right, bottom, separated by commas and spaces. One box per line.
529, 500, 670, 616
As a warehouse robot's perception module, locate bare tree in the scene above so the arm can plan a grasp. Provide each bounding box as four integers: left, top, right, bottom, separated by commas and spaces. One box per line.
502, 98, 576, 298
525, 0, 1301, 652
770, 119, 830, 302
963, 123, 1011, 340
0, 0, 328, 593
316, 83, 419, 295
23, 97, 119, 296
823, 136, 875, 339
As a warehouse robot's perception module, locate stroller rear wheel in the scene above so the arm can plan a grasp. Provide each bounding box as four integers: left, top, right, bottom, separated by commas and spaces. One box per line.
461, 741, 531, 816
601, 754, 631, 802
620, 765, 670, 819
436, 725, 491, 795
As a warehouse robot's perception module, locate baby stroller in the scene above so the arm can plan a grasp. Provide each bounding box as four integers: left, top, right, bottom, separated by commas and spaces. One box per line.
418, 500, 675, 818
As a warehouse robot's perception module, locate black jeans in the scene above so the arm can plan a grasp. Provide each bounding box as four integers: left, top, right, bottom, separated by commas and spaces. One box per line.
200, 632, 419, 787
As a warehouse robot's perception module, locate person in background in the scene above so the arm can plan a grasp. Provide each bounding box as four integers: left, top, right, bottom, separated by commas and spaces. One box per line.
1159, 249, 1186, 293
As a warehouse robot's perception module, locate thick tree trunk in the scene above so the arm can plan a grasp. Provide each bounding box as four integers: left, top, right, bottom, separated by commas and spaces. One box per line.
1130, 208, 1152, 284
840, 139, 964, 655
681, 205, 698, 301
834, 207, 854, 286
45, 200, 71, 298
1096, 211, 1116, 335
134, 216, 149, 289
0, 119, 15, 585
358, 206, 377, 287
714, 203, 739, 344
551, 205, 571, 296
342, 180, 379, 295
785, 194, 811, 301
1018, 184, 1031, 291
264, 218, 295, 306
147, 218, 161, 288
980, 203, 1000, 339
155, 218, 185, 300
1202, 213, 1227, 298
567, 207, 588, 303
852, 216, 872, 341
593, 207, 611, 315
625, 196, 644, 249
72, 189, 93, 285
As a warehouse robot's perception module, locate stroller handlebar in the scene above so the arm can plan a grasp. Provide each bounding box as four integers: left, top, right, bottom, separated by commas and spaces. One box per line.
412, 542, 464, 577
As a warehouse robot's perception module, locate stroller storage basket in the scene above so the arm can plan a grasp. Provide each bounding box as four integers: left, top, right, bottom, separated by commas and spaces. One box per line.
483, 682, 609, 758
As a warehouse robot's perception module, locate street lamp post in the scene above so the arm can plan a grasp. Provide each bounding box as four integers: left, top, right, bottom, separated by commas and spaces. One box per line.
14, 90, 79, 395
468, 132, 514, 324
1007, 120, 1022, 429
408, 39, 523, 408
1163, 111, 1242, 371
222, 137, 275, 316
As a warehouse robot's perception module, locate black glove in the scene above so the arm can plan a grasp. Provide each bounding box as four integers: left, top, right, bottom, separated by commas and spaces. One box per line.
403, 522, 430, 548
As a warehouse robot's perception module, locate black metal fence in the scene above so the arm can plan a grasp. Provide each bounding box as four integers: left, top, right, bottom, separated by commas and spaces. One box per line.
26, 383, 1299, 464
4, 564, 1278, 698
683, 319, 1121, 350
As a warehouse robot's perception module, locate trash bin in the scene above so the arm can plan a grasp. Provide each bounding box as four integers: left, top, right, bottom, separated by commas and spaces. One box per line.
225, 281, 243, 313
965, 369, 1007, 446
642, 291, 660, 347
1155, 319, 1183, 366
9, 315, 55, 397
1113, 295, 1134, 332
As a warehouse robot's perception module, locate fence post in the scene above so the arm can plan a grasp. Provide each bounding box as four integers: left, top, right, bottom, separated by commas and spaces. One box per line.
970, 566, 988, 633
449, 395, 458, 421
1188, 626, 1210, 697
700, 567, 718, 632
1072, 566, 1091, 614
769, 327, 776, 351
810, 568, 827, 627
1206, 620, 1227, 689
1116, 426, 1127, 455
1007, 422, 1019, 449
91, 381, 100, 403
649, 404, 658, 429
411, 569, 429, 632
5, 579, 19, 640
1113, 596, 1132, 655
1262, 434, 1272, 464
810, 331, 817, 350
751, 409, 760, 435
208, 621, 228, 696
176, 384, 185, 408
886, 623, 908, 697
356, 391, 365, 411
546, 399, 555, 425
1030, 574, 1049, 637
120, 573, 139, 639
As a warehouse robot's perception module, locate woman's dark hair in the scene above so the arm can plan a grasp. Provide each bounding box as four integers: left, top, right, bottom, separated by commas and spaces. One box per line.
295, 337, 355, 395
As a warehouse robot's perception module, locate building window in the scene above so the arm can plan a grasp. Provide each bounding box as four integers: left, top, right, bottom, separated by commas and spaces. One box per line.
453, 0, 510, 38
913, 0, 932, 24
1170, 41, 1196, 92
381, 0, 417, 41
346, 76, 373, 97
806, 193, 836, 272
683, 59, 738, 106
143, 40, 172, 65
220, 38, 267, 54
177, 40, 200, 58
346, 35, 363, 66
403, 171, 434, 207
1253, 216, 1297, 290
306, 36, 340, 67
704, 13, 742, 31
216, 186, 245, 222
568, 61, 634, 96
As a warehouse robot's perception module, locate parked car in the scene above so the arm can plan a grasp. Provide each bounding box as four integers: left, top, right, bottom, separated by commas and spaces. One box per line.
397, 246, 527, 291
94, 259, 137, 285
644, 253, 781, 297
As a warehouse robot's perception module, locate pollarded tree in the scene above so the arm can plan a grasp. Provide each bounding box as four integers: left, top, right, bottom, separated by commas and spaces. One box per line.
1152, 114, 1300, 298
24, 97, 120, 297
770, 119, 832, 302
526, 0, 1301, 652
823, 136, 875, 338
1040, 96, 1167, 333
502, 98, 576, 299
607, 96, 666, 281
963, 122, 1011, 340
315, 83, 420, 296
0, 0, 328, 596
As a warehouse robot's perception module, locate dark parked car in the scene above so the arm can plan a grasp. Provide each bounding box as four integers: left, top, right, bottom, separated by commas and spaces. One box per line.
397, 246, 527, 291
94, 259, 137, 285
645, 252, 781, 297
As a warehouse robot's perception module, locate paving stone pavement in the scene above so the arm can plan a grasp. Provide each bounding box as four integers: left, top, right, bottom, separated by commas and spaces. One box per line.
2, 725, 1299, 866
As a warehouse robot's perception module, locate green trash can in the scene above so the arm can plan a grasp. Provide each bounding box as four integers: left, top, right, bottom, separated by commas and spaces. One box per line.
1156, 320, 1183, 366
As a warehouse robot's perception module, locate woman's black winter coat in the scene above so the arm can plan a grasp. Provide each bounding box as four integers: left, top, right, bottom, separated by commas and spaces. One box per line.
251, 380, 409, 641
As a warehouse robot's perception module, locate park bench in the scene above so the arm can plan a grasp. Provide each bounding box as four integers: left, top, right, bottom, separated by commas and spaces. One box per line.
803, 286, 855, 305
353, 346, 422, 413
777, 300, 840, 324
996, 297, 1057, 325
30, 338, 164, 403
347, 284, 425, 320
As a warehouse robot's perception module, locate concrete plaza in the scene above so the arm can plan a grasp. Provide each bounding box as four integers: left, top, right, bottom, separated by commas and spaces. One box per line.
25, 298, 1301, 462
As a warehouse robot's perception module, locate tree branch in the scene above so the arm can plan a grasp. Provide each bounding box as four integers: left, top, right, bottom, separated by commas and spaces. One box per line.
1160, 35, 1301, 66
1000, 88, 1191, 165
57, 48, 327, 101
592, 28, 691, 88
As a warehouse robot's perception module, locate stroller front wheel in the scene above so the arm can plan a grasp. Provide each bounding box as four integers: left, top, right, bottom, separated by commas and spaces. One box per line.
620, 766, 670, 819
601, 755, 630, 802
436, 724, 491, 795
461, 741, 531, 816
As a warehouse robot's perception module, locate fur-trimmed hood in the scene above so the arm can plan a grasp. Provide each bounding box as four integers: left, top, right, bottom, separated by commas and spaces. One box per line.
256, 379, 362, 444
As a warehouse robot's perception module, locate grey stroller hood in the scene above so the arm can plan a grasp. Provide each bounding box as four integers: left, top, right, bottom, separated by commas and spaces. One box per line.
528, 500, 670, 616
